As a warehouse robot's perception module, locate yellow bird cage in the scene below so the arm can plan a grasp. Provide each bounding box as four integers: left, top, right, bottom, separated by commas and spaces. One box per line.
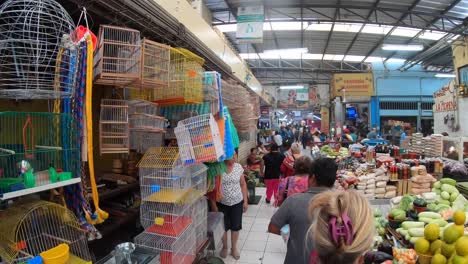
154, 48, 204, 106
0, 199, 92, 264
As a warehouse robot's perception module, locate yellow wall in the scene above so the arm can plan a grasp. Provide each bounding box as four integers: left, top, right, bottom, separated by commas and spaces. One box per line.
452, 37, 468, 83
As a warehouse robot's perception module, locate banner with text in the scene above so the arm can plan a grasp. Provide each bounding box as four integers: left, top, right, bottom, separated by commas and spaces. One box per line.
236, 6, 264, 43
331, 73, 374, 99
321, 107, 330, 133
433, 81, 458, 112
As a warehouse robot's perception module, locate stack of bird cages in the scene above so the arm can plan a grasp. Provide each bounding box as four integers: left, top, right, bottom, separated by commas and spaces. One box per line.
128, 100, 159, 116
139, 39, 170, 89
0, 199, 92, 263
93, 25, 141, 86
0, 112, 78, 194
128, 100, 165, 152
154, 48, 204, 105
221, 80, 240, 108
136, 147, 208, 264
203, 72, 222, 116
0, 0, 76, 100
175, 114, 224, 165
130, 131, 163, 153
99, 99, 130, 154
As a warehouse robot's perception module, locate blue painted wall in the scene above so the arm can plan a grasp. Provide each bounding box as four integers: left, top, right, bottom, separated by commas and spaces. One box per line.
370, 62, 453, 129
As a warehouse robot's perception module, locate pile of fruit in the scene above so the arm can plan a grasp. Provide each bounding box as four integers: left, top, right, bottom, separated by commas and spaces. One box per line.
413, 210, 467, 263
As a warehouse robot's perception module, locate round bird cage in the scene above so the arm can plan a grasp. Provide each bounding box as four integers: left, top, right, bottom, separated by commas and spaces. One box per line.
0, 199, 92, 264
0, 0, 76, 99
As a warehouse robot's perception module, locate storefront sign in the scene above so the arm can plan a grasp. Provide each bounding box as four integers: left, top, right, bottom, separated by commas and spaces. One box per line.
321, 107, 330, 133
433, 81, 458, 112
277, 86, 309, 109
331, 73, 374, 98
236, 6, 264, 43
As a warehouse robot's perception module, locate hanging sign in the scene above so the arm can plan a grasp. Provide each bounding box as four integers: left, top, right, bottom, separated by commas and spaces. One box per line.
433, 81, 458, 112
236, 6, 264, 43
277, 86, 309, 109
321, 107, 330, 133
331, 73, 374, 98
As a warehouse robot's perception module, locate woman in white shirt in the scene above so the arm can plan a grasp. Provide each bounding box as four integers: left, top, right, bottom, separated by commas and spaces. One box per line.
211, 155, 248, 260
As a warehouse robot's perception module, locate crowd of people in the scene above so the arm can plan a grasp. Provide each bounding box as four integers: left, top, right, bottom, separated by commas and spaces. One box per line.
211, 125, 377, 263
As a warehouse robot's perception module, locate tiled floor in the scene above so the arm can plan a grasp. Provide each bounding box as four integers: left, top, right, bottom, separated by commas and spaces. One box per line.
219, 187, 287, 264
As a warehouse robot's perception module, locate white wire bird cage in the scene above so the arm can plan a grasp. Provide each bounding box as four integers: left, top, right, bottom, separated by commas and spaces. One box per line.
99, 99, 130, 154
128, 100, 159, 116
203, 72, 222, 116
175, 114, 224, 165
191, 197, 208, 250
130, 131, 163, 153
128, 100, 166, 132
93, 25, 141, 86
0, 0, 76, 99
0, 199, 92, 264
134, 224, 196, 264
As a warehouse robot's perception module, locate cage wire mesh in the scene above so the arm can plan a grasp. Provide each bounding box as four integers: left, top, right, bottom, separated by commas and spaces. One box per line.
130, 131, 163, 153
191, 197, 208, 250
128, 100, 166, 133
99, 99, 130, 154
136, 39, 170, 89
134, 223, 196, 264
0, 199, 92, 264
93, 25, 141, 86
202, 72, 222, 116
0, 0, 77, 99
154, 48, 204, 106
0, 112, 78, 194
175, 114, 224, 165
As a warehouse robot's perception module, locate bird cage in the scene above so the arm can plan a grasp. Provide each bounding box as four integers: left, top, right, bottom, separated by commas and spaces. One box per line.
0, 0, 76, 99
0, 199, 92, 263
128, 100, 166, 132
134, 224, 196, 264
99, 99, 130, 154
154, 48, 204, 106
93, 25, 141, 86
139, 39, 170, 89
126, 87, 155, 101
191, 197, 208, 250
137, 147, 191, 203
175, 114, 224, 165
130, 131, 163, 153
0, 112, 78, 194
203, 72, 222, 116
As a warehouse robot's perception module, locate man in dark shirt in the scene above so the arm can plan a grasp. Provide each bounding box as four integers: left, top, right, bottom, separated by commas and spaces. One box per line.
262, 144, 285, 204
268, 158, 338, 264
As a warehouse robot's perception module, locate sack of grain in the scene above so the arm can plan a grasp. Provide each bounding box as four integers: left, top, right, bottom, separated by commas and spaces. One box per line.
375, 187, 386, 194
384, 190, 397, 198
376, 181, 387, 188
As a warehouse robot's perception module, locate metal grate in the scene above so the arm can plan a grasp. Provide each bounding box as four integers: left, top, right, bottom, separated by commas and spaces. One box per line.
379, 101, 419, 110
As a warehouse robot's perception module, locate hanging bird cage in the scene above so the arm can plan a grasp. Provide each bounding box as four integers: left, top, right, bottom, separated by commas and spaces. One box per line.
202, 72, 222, 116
0, 112, 78, 195
138, 39, 170, 89
99, 99, 130, 154
130, 131, 163, 153
0, 199, 92, 264
154, 48, 204, 106
174, 114, 224, 165
93, 25, 141, 86
0, 0, 76, 99
128, 100, 166, 133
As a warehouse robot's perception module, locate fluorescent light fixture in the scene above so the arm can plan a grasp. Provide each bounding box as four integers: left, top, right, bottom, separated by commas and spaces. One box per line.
435, 73, 456, 78
382, 44, 424, 51
279, 85, 304, 90
264, 48, 308, 54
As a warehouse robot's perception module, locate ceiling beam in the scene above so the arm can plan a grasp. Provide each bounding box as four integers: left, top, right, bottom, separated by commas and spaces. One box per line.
341, 0, 381, 63
321, 0, 340, 63
360, 0, 423, 63
384, 0, 464, 62
211, 4, 466, 24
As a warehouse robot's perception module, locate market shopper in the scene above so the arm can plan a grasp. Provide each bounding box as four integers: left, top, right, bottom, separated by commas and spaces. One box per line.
280, 142, 302, 178
268, 158, 338, 264
274, 131, 283, 147
367, 127, 378, 139
301, 128, 311, 149
262, 144, 285, 204
308, 190, 374, 264
211, 155, 248, 260
276, 156, 313, 207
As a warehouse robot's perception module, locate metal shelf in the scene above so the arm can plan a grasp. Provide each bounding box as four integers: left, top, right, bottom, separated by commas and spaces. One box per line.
0, 178, 81, 200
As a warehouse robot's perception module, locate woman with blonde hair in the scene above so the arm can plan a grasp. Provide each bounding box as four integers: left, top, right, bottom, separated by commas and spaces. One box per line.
308, 190, 374, 264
